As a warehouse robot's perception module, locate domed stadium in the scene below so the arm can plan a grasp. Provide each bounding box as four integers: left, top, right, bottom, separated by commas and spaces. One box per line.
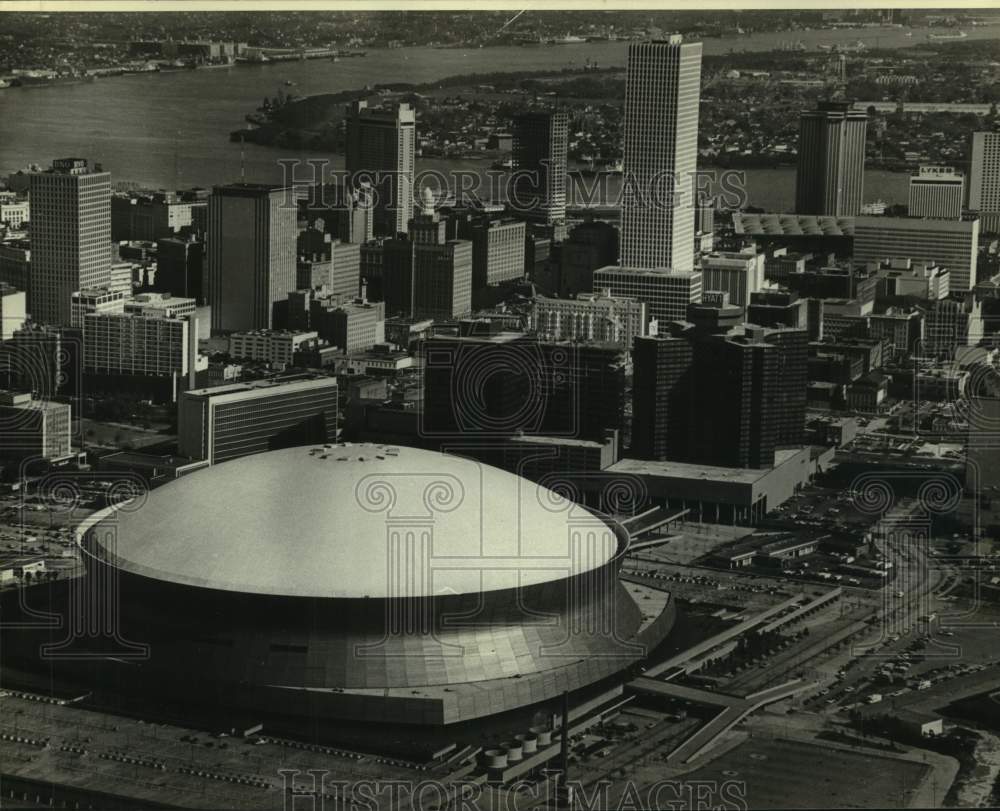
73, 444, 674, 725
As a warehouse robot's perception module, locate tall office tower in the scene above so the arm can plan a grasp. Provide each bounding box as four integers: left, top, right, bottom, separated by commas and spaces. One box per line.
469, 218, 527, 292
29, 158, 112, 326
631, 324, 807, 468
178, 377, 338, 465
794, 101, 868, 217
969, 132, 1000, 233
345, 101, 416, 237
511, 110, 569, 225
206, 183, 297, 333
620, 37, 702, 271
155, 235, 204, 303
560, 219, 619, 297
413, 240, 473, 321
631, 335, 695, 461
908, 166, 964, 219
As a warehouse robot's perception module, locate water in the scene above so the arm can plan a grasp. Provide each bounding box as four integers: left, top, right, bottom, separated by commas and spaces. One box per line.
2, 25, 997, 207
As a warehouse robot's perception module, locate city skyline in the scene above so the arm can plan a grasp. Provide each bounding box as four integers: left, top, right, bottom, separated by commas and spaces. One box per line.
2, 7, 1000, 811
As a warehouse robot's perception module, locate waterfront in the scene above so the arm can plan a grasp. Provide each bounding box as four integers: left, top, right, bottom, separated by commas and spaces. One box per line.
2, 25, 997, 207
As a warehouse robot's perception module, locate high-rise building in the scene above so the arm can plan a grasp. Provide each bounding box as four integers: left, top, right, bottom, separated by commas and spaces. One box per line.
29, 158, 112, 326
631, 323, 808, 469
422, 332, 626, 442
620, 37, 702, 271
206, 183, 297, 333
83, 311, 192, 379
794, 101, 867, 217
156, 235, 204, 303
177, 376, 339, 464
631, 334, 694, 461
345, 102, 416, 237
559, 219, 619, 297
699, 250, 765, 307
593, 266, 702, 324
413, 240, 473, 321
969, 131, 1000, 233
511, 111, 569, 225
469, 218, 526, 291
908, 166, 964, 220
853, 215, 979, 292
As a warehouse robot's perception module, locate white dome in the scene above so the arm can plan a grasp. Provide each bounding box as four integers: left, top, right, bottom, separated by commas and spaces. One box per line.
91, 445, 618, 599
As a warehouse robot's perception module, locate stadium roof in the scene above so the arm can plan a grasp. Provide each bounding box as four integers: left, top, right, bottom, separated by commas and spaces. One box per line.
87, 445, 618, 599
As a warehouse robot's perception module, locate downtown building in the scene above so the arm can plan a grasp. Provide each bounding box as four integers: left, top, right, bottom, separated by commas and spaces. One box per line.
529, 290, 648, 349
361, 206, 473, 322
177, 376, 339, 465
632, 320, 808, 469
969, 131, 1000, 234
422, 331, 627, 445
853, 215, 980, 292
0, 284, 27, 341
699, 249, 765, 307
206, 183, 297, 332
81, 309, 204, 402
511, 110, 569, 225
593, 266, 702, 325
794, 101, 867, 217
620, 36, 702, 272
228, 329, 320, 369
345, 101, 416, 237
0, 390, 72, 464
28, 158, 112, 326
908, 166, 964, 219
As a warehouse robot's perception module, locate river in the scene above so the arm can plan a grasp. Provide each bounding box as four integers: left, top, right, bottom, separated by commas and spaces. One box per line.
2, 23, 997, 208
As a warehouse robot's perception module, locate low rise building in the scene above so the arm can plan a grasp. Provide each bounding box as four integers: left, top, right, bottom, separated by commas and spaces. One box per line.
228, 330, 320, 369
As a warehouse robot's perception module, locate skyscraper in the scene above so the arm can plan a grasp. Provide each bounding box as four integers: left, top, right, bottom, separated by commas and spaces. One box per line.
631, 323, 808, 469
29, 158, 112, 326
908, 166, 964, 219
794, 101, 868, 217
620, 37, 702, 271
206, 183, 297, 333
511, 111, 569, 225
969, 131, 1000, 233
345, 101, 416, 237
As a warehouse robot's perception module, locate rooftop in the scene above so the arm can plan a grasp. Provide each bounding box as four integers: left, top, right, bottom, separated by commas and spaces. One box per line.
88, 445, 618, 599
607, 447, 804, 485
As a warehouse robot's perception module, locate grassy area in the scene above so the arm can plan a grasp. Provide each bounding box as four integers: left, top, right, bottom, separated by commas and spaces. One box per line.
79, 419, 175, 451
684, 737, 929, 809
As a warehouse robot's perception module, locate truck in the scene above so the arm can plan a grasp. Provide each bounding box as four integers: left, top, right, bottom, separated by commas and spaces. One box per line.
866, 693, 883, 704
